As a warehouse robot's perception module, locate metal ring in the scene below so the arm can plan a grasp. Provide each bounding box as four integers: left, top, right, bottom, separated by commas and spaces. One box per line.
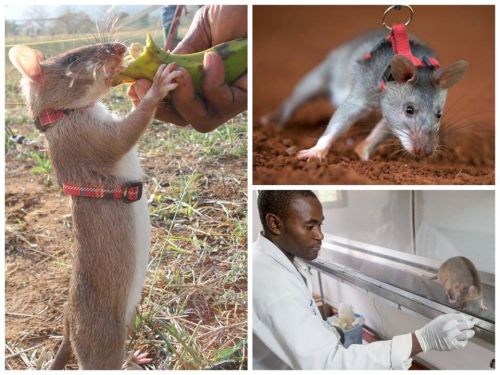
382, 5, 414, 31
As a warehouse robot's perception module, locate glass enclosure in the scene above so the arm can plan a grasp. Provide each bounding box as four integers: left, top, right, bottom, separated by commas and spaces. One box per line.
314, 190, 494, 325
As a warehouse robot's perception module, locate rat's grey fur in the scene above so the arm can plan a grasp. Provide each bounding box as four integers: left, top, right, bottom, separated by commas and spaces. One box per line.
266, 30, 467, 161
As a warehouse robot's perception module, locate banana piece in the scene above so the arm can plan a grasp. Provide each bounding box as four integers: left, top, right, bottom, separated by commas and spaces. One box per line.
112, 34, 247, 94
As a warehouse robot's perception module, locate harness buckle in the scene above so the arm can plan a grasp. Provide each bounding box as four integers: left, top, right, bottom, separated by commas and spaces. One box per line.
122, 181, 143, 203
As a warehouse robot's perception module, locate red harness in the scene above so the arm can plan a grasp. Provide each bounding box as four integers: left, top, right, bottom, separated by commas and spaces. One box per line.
35, 105, 143, 204
35, 104, 94, 132
387, 24, 440, 68
364, 23, 440, 91
62, 182, 143, 203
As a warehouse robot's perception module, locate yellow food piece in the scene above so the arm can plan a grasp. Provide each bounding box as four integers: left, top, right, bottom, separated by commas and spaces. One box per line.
112, 34, 247, 94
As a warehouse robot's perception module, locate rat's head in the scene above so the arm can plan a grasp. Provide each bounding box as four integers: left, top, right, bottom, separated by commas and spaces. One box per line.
8, 43, 126, 115
447, 284, 480, 308
380, 55, 468, 158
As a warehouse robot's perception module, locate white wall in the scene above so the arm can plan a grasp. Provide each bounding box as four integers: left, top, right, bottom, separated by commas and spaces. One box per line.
414, 191, 494, 272
322, 190, 414, 254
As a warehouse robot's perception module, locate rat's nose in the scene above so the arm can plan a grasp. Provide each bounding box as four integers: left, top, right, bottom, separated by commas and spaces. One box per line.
111, 43, 126, 56
413, 146, 434, 158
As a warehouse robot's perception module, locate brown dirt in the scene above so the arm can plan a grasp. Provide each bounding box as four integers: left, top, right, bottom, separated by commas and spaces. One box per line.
253, 6, 494, 184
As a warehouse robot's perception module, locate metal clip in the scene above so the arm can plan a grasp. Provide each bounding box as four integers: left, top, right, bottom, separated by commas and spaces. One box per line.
382, 5, 414, 31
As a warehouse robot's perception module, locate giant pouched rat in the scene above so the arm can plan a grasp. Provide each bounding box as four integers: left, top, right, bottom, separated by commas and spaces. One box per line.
431, 256, 487, 312
262, 29, 468, 161
9, 42, 181, 369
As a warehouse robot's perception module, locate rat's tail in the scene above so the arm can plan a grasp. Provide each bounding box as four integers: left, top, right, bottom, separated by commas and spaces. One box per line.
49, 312, 72, 369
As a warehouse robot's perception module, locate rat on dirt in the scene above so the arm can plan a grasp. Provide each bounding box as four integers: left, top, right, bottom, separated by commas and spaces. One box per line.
9, 42, 181, 369
431, 256, 487, 312
261, 29, 468, 161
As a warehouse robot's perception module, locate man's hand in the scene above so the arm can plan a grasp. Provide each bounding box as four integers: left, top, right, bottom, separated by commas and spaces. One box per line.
128, 5, 247, 132
414, 313, 475, 353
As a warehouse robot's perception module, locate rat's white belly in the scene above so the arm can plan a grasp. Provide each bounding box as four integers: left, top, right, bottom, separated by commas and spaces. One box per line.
114, 148, 151, 327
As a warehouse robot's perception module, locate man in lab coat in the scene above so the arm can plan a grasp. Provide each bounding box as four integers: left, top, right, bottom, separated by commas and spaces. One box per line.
253, 190, 475, 370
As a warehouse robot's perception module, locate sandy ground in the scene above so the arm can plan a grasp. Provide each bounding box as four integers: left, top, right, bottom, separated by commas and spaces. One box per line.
253, 5, 494, 184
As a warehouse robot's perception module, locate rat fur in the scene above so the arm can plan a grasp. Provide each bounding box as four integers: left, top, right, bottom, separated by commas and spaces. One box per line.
9, 42, 180, 369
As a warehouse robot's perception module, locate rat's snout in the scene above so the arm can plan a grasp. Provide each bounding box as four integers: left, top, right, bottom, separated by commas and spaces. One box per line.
100, 43, 126, 57
408, 128, 437, 158
412, 144, 434, 158
110, 43, 126, 56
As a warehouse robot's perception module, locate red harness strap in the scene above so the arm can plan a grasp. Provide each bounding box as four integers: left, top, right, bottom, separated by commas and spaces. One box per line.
62, 181, 143, 203
387, 24, 440, 67
378, 24, 440, 92
35, 104, 94, 132
38, 109, 66, 127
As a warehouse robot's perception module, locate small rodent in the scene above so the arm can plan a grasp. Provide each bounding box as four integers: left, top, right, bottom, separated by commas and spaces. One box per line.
432, 256, 487, 311
262, 29, 468, 161
9, 42, 181, 369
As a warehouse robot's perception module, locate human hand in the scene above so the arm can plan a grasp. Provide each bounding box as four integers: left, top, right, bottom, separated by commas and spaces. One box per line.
128, 5, 247, 132
414, 313, 475, 352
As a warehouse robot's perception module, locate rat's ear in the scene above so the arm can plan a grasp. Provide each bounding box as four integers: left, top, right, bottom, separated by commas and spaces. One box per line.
390, 54, 416, 83
432, 60, 468, 89
265, 213, 282, 236
8, 45, 44, 82
467, 285, 480, 299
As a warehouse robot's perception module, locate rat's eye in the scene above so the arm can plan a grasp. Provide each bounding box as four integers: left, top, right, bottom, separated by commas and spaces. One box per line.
65, 55, 79, 66
404, 104, 416, 116
436, 109, 442, 120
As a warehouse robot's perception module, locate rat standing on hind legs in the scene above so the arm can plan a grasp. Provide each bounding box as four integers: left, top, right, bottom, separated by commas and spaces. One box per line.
9, 41, 181, 369
262, 5, 468, 162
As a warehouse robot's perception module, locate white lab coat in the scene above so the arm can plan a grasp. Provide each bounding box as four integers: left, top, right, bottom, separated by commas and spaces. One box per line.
253, 234, 413, 370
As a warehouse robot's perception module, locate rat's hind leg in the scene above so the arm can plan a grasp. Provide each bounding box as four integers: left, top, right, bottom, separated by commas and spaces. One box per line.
72, 313, 127, 369
354, 119, 391, 161
261, 60, 331, 128
72, 318, 126, 370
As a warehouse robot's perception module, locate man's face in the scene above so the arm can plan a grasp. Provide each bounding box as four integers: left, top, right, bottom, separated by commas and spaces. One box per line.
279, 196, 325, 261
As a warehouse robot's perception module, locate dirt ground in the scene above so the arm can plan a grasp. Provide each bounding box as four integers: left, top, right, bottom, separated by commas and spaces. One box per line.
253, 6, 494, 184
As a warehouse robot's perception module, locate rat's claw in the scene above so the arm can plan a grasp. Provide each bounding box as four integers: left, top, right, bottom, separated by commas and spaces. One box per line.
297, 147, 328, 162
132, 350, 153, 365
123, 350, 152, 369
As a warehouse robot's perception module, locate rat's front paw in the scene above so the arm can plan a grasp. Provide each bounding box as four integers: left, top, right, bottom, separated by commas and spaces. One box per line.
354, 141, 371, 161
151, 63, 182, 98
123, 350, 152, 370
297, 146, 328, 162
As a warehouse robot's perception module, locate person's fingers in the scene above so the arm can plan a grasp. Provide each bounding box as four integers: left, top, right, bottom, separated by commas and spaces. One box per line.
202, 51, 247, 117
127, 84, 140, 107
456, 318, 474, 331
455, 329, 475, 341
155, 101, 189, 125
132, 79, 153, 100
170, 67, 211, 123
201, 52, 231, 109
234, 72, 247, 91
450, 313, 466, 322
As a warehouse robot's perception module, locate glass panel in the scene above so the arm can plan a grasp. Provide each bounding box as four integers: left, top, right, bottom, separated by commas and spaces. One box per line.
317, 190, 494, 323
